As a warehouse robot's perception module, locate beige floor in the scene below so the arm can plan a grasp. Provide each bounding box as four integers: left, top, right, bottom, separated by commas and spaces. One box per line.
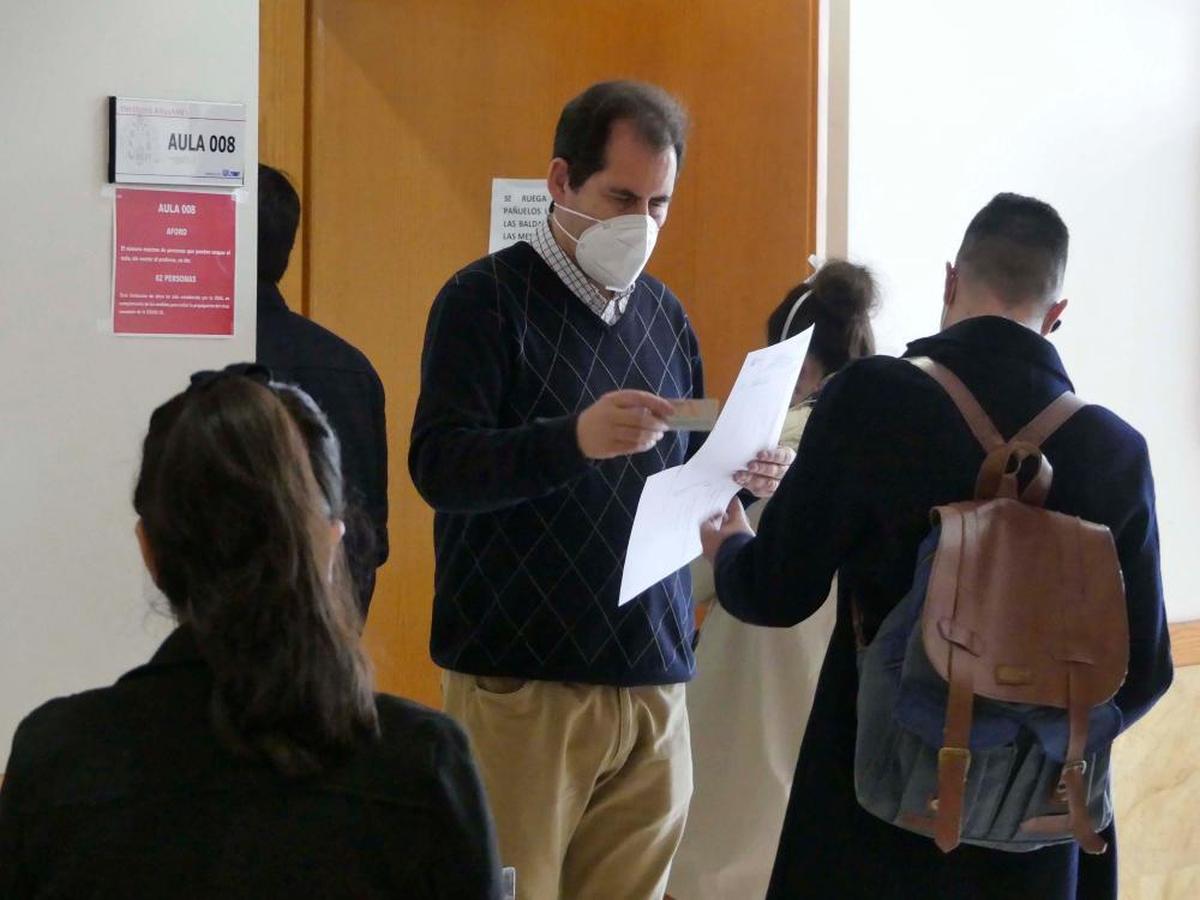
1112, 665, 1200, 899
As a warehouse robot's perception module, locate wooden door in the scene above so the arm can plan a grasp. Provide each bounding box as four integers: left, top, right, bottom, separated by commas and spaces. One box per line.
261, 0, 819, 707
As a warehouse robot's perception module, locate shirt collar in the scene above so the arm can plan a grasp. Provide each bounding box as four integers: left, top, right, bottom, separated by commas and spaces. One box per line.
117, 625, 206, 683
257, 280, 289, 313
904, 315, 1073, 389
528, 217, 634, 324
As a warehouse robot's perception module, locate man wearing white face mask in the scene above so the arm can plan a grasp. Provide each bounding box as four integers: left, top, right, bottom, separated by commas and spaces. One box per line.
410, 81, 791, 899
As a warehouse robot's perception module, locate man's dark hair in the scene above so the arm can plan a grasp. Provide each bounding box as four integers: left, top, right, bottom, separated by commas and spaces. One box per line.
258, 164, 301, 284
956, 192, 1069, 306
553, 80, 689, 189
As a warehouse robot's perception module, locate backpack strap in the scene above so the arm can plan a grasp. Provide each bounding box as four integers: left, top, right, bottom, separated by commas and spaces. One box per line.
976, 443, 1054, 507
1059, 520, 1109, 854
907, 357, 1004, 452
930, 506, 979, 853
1014, 391, 1088, 448
908, 356, 1087, 451
1062, 669, 1108, 854
907, 357, 1088, 507
936, 649, 976, 853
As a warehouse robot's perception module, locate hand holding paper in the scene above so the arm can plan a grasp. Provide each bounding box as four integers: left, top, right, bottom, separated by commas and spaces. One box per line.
617, 331, 810, 605
734, 445, 797, 498
700, 497, 754, 562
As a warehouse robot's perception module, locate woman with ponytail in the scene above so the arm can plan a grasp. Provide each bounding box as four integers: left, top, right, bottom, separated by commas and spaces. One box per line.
668, 262, 878, 900
0, 366, 502, 899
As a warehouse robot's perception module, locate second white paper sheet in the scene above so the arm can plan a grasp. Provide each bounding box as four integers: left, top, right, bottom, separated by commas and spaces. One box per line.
618, 331, 810, 606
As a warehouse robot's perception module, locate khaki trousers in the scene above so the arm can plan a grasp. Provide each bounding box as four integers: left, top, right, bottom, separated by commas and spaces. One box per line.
443, 672, 692, 900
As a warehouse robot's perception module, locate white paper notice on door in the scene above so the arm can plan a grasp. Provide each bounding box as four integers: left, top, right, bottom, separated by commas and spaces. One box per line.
618, 331, 811, 606
489, 178, 551, 253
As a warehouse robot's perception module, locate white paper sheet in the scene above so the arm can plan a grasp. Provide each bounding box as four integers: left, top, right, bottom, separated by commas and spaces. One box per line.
618, 331, 811, 605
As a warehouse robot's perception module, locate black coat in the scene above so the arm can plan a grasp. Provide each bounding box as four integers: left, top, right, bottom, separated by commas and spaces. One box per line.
715, 316, 1173, 899
257, 282, 389, 614
0, 628, 502, 899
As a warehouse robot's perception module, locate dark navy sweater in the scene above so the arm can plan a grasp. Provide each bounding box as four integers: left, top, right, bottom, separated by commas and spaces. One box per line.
410, 241, 704, 685
716, 316, 1173, 900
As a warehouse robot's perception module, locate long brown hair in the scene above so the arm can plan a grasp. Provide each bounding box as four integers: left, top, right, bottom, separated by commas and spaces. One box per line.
768, 259, 878, 371
133, 369, 378, 777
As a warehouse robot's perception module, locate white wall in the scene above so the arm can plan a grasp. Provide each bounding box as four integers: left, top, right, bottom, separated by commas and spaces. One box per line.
0, 1, 258, 757
827, 0, 1200, 622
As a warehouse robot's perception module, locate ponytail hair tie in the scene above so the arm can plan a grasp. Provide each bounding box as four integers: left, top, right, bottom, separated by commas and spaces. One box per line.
188, 362, 273, 392
780, 287, 815, 341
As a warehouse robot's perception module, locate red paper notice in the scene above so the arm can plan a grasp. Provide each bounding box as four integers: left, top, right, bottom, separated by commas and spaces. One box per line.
113, 188, 236, 336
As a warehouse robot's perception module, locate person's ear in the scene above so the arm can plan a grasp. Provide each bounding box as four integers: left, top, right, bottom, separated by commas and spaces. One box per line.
135, 519, 160, 586
547, 158, 571, 205
1041, 298, 1069, 336
943, 262, 958, 309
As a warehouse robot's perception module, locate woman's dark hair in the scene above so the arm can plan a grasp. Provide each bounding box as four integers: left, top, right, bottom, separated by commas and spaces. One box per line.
273, 382, 378, 614
133, 370, 378, 777
767, 259, 878, 373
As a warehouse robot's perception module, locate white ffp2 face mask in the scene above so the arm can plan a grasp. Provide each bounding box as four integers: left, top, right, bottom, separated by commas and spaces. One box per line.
553, 204, 659, 292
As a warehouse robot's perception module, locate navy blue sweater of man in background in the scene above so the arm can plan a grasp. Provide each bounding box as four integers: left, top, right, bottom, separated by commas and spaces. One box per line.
714, 316, 1173, 899
257, 282, 389, 615
409, 240, 704, 686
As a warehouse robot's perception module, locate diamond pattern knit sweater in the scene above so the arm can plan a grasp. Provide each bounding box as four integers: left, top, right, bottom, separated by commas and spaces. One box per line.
410, 241, 704, 685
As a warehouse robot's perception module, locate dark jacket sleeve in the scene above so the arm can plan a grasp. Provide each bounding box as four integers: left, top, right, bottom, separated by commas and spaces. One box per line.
715, 367, 867, 626
428, 719, 504, 900
409, 272, 592, 514
0, 725, 32, 897
1106, 434, 1173, 729
367, 368, 389, 567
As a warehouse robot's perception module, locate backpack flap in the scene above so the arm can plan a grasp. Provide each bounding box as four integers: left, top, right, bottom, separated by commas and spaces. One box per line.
921, 501, 1128, 709
920, 499, 1128, 853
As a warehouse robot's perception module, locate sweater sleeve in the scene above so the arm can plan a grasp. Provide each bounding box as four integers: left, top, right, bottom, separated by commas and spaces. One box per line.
684, 321, 707, 461
715, 367, 868, 626
409, 268, 593, 514
1107, 435, 1173, 729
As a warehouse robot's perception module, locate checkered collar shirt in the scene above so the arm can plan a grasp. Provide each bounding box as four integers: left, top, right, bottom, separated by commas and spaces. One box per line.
528, 216, 634, 325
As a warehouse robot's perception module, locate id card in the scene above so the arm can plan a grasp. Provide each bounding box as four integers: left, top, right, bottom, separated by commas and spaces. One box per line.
665, 398, 720, 432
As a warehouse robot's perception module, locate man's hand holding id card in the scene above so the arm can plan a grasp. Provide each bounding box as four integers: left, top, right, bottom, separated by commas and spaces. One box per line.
666, 398, 720, 432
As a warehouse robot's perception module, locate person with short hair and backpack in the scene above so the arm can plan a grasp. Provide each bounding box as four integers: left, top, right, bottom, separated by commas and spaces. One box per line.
700, 193, 1173, 899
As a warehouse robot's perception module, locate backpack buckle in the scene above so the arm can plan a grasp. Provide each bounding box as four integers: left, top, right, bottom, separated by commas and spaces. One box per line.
938, 746, 971, 773
1057, 759, 1087, 795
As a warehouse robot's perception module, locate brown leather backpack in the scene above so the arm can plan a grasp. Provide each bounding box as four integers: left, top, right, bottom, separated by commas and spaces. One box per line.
853, 357, 1129, 854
